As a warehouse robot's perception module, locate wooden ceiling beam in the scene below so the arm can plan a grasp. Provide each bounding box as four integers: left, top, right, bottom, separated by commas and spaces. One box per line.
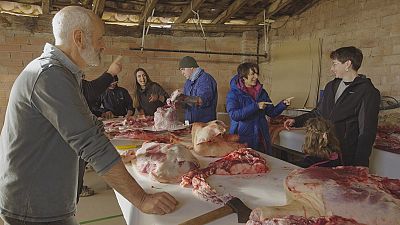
247, 0, 293, 25
211, 0, 250, 24
92, 0, 105, 17
171, 23, 260, 32
41, 0, 51, 14
0, 13, 261, 38
138, 0, 159, 26
174, 0, 206, 24
295, 0, 320, 16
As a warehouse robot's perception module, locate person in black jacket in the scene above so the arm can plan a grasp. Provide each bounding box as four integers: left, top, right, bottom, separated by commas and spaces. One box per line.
98, 76, 135, 118
78, 58, 122, 200
284, 46, 380, 167
82, 74, 116, 117
296, 117, 343, 168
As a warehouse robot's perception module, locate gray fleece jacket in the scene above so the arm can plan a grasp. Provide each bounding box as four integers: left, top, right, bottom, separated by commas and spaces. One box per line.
0, 43, 120, 222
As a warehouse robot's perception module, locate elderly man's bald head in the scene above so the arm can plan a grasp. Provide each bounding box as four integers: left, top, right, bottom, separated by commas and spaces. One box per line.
52, 6, 105, 67
52, 6, 102, 45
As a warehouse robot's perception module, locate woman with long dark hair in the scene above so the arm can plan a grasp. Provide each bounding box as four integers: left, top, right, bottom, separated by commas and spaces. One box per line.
132, 68, 169, 116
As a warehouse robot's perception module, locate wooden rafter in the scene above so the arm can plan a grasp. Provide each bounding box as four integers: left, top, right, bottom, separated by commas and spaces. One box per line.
211, 0, 250, 24
138, 0, 159, 26
174, 0, 205, 24
171, 23, 260, 32
247, 0, 293, 25
92, 0, 105, 17
0, 12, 261, 37
295, 0, 320, 16
41, 0, 51, 14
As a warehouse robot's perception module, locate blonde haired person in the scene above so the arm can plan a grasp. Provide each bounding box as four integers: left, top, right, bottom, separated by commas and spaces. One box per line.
297, 117, 343, 168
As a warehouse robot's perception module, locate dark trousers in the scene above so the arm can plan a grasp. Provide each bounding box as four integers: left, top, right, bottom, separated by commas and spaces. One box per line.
1, 215, 78, 225
76, 157, 88, 203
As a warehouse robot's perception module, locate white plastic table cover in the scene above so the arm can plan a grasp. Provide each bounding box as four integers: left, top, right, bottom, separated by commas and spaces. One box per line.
111, 139, 298, 225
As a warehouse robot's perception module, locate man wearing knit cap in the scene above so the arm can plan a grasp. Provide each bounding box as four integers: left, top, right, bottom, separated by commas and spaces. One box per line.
176, 56, 218, 123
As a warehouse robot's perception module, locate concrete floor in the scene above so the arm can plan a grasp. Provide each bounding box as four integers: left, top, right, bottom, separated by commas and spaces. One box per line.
0, 170, 126, 225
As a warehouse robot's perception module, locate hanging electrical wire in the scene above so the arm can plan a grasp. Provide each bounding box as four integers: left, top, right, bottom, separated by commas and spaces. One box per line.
140, 7, 156, 50
263, 9, 270, 56
140, 15, 146, 50
146, 8, 155, 35
131, 1, 268, 58
190, 1, 206, 41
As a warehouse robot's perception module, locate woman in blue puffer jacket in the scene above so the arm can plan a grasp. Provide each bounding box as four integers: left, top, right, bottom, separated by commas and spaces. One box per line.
226, 62, 293, 154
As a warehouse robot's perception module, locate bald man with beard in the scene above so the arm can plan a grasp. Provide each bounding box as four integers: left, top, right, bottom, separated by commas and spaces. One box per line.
0, 6, 177, 225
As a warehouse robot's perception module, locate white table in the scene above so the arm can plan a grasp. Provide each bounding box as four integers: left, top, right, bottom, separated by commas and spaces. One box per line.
278, 130, 306, 152
112, 139, 298, 225
278, 130, 400, 179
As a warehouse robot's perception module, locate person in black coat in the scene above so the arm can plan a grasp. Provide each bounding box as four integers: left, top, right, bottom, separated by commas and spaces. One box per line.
78, 58, 122, 201
98, 76, 135, 118
284, 46, 380, 167
295, 117, 343, 168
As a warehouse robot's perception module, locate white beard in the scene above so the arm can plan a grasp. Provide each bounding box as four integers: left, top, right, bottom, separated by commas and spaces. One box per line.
79, 36, 101, 66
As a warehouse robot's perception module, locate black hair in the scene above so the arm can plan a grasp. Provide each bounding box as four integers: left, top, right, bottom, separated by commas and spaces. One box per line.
330, 46, 363, 71
237, 62, 259, 79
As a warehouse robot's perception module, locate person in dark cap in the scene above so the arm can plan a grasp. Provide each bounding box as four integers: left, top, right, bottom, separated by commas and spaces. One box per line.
97, 75, 135, 118
175, 56, 218, 123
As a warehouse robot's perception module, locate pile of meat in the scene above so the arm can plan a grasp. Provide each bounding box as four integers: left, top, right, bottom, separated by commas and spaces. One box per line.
192, 120, 246, 157
181, 148, 270, 204
247, 166, 400, 225
112, 129, 175, 143
132, 142, 200, 183
374, 111, 400, 154
247, 215, 365, 225
153, 90, 184, 131
153, 105, 182, 131
103, 115, 154, 135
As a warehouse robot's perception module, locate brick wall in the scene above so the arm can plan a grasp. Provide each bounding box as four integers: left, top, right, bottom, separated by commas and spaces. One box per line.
0, 28, 248, 128
261, 0, 400, 99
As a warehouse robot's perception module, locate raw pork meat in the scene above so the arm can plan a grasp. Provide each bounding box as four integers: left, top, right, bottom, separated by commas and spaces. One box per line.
153, 91, 184, 131
113, 129, 172, 143
246, 215, 365, 225
374, 131, 400, 154
248, 166, 400, 225
133, 142, 199, 183
374, 110, 400, 153
153, 105, 182, 130
103, 116, 154, 133
192, 120, 246, 157
181, 148, 269, 204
